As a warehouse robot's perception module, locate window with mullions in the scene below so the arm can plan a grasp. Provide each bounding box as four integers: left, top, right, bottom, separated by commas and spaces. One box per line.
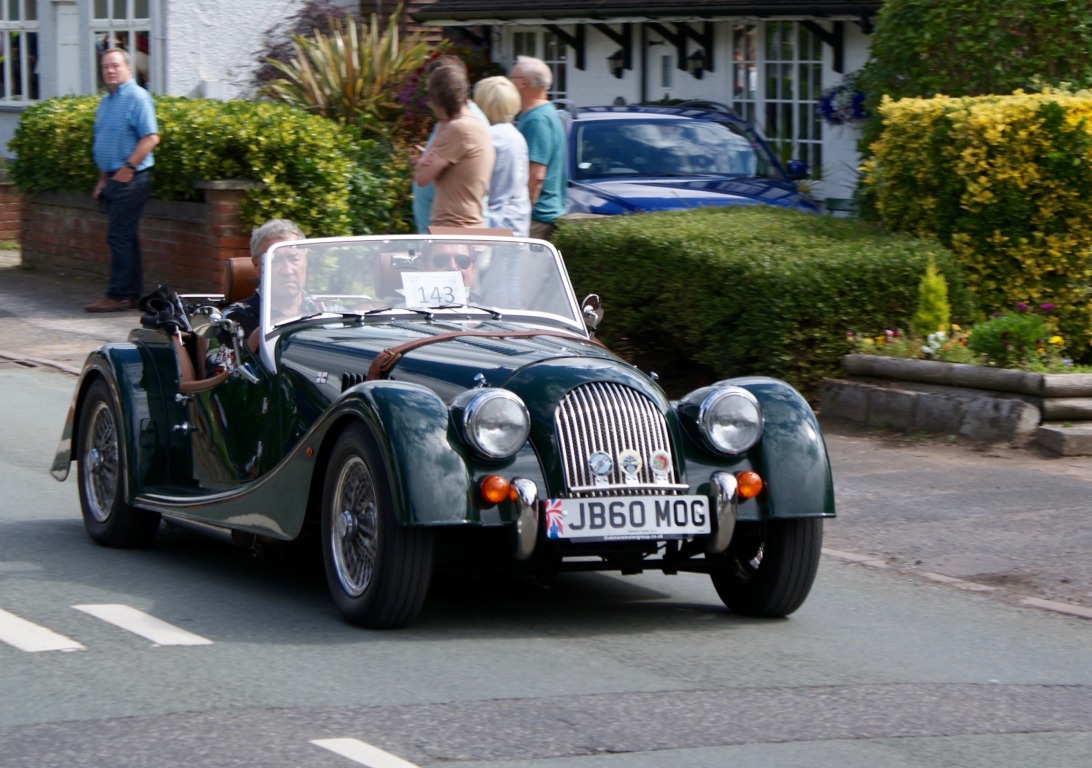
0, 0, 39, 103
762, 21, 822, 176
511, 29, 568, 101
93, 0, 152, 90
728, 21, 822, 177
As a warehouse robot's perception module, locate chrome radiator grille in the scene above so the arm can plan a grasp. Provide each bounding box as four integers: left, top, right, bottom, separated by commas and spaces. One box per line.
554, 381, 682, 497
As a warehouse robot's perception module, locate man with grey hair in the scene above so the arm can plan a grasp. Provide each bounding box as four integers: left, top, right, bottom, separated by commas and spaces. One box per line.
510, 55, 567, 241
222, 218, 308, 337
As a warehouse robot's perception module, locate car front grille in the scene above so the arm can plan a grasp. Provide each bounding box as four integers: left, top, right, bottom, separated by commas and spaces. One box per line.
554, 381, 684, 497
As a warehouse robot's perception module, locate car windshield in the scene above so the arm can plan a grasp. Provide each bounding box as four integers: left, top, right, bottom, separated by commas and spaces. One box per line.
259, 234, 584, 332
573, 118, 774, 181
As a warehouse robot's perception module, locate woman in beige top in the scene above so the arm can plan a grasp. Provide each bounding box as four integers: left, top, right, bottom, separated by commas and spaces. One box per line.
413, 62, 495, 229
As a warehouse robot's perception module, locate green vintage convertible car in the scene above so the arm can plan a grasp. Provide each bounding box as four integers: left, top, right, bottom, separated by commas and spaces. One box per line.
52, 233, 834, 628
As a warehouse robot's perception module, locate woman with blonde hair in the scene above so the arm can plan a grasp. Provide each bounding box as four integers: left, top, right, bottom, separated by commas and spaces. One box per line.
473, 76, 531, 237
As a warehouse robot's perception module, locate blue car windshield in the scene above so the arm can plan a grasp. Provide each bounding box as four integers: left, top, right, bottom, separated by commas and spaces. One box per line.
573, 118, 772, 181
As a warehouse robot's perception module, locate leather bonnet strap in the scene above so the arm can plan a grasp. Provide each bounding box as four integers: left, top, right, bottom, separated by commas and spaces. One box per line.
366, 330, 602, 381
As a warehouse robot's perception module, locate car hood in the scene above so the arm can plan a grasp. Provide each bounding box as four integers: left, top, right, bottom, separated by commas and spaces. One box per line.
568, 177, 818, 214
278, 319, 643, 401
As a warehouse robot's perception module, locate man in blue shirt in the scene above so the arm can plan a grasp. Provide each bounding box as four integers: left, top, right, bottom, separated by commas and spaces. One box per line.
510, 56, 567, 241
86, 48, 159, 312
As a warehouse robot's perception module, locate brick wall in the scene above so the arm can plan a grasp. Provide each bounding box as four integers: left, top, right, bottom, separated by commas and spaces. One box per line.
0, 181, 24, 240
19, 180, 257, 295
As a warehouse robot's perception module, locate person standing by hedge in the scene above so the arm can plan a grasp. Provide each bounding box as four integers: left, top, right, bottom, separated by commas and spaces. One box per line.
473, 76, 530, 237
414, 60, 494, 230
86, 47, 159, 313
510, 56, 567, 241
411, 55, 491, 233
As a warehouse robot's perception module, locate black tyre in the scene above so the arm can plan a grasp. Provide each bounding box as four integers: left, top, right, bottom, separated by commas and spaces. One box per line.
76, 379, 160, 547
709, 518, 823, 618
321, 424, 433, 628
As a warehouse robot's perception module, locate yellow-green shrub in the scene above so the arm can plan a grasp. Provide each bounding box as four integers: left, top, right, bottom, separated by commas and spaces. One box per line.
863, 91, 1092, 353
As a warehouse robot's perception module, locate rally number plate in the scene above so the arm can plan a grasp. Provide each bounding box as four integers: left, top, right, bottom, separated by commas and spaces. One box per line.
542, 495, 710, 541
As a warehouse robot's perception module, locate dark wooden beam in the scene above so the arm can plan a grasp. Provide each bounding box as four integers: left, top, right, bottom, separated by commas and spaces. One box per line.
591, 22, 633, 71
545, 24, 586, 70
802, 20, 844, 74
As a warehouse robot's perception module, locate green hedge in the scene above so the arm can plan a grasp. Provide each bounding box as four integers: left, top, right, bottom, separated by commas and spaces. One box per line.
553, 207, 975, 397
9, 95, 414, 236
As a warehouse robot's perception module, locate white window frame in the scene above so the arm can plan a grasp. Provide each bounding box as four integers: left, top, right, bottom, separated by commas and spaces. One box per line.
0, 0, 39, 104
511, 28, 568, 101
91, 0, 152, 91
728, 20, 823, 176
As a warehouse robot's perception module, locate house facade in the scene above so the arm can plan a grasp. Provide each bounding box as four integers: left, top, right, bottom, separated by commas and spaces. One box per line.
0, 0, 358, 155
414, 0, 881, 203
1, 1, 880, 205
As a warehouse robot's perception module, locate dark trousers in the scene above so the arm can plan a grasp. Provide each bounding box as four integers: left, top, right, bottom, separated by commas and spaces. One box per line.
102, 170, 151, 301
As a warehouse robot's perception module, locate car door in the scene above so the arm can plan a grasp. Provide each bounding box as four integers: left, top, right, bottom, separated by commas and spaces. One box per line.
171, 346, 279, 494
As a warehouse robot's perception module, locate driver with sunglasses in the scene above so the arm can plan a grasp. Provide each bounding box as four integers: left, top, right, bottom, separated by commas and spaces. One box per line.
423, 241, 480, 300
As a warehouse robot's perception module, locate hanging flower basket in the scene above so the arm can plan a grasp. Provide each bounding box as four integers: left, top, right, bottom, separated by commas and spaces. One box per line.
818, 73, 867, 126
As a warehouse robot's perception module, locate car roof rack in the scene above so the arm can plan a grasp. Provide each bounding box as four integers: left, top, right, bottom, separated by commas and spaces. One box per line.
553, 98, 579, 116
673, 99, 741, 118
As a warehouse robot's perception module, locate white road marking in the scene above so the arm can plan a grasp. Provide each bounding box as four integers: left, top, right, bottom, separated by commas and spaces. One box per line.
0, 607, 84, 652
311, 738, 421, 767
72, 604, 213, 646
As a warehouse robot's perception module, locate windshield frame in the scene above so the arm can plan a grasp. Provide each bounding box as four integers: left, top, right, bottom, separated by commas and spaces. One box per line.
255, 234, 587, 371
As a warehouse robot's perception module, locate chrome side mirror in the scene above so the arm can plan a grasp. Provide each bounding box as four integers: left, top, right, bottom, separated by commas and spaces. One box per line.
582, 294, 604, 336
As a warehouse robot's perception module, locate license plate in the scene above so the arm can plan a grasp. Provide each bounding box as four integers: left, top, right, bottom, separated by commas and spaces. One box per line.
542, 495, 710, 541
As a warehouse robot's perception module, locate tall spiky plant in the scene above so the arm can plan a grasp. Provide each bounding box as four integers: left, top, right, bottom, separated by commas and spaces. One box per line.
260, 4, 433, 139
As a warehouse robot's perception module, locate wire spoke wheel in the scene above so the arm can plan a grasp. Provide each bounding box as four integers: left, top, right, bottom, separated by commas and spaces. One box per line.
322, 424, 433, 628
330, 455, 380, 596
76, 379, 160, 547
82, 399, 120, 524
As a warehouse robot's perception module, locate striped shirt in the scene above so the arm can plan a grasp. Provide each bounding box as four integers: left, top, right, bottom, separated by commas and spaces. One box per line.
92, 79, 158, 173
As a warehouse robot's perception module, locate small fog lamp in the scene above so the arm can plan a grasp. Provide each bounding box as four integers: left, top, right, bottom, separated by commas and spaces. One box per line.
479, 475, 511, 505
737, 471, 763, 499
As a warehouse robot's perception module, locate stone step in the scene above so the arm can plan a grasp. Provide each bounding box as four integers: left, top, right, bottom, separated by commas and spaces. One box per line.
1036, 423, 1092, 456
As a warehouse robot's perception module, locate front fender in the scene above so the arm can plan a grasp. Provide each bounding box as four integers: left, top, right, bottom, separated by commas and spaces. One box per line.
677, 376, 834, 520
51, 343, 170, 500
335, 381, 471, 526
735, 376, 834, 519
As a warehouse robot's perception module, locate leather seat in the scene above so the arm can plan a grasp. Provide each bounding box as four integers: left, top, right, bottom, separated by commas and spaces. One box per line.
223, 257, 257, 304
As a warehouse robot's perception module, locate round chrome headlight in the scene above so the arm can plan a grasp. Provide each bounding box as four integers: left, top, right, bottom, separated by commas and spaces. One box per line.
463, 390, 531, 460
698, 386, 763, 455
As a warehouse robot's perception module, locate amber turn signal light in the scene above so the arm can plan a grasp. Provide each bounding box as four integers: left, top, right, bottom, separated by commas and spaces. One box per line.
479, 475, 511, 505
736, 470, 763, 499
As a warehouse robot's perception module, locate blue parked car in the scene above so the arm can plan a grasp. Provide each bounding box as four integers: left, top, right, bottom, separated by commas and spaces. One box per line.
564, 104, 818, 216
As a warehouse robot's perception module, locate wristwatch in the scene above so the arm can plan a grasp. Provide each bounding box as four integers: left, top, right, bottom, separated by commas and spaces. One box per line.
124, 161, 137, 171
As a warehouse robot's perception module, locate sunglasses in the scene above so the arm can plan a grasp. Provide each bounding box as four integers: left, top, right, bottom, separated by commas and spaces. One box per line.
430, 252, 473, 269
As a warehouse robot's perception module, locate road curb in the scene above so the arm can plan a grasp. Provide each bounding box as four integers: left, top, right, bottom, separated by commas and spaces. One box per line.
0, 349, 81, 376
822, 548, 1089, 620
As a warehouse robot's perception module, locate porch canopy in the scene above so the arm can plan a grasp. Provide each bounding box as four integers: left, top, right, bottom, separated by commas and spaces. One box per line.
412, 0, 882, 25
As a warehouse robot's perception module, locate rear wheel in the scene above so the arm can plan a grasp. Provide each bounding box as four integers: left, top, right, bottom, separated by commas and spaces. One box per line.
321, 424, 433, 628
709, 518, 823, 618
76, 379, 160, 547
